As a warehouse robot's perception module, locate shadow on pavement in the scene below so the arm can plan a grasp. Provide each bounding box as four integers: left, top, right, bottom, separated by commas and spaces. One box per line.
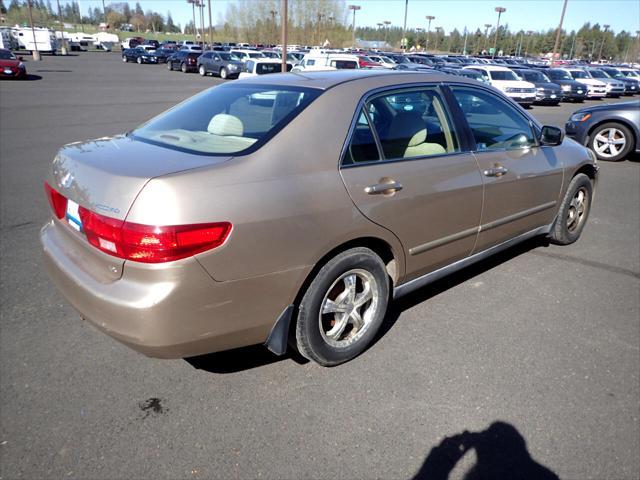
371, 236, 549, 351
186, 344, 308, 374
413, 421, 560, 480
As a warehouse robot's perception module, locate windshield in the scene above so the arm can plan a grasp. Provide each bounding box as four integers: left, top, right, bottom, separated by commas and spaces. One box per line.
570, 70, 590, 79
256, 63, 291, 74
622, 70, 640, 78
0, 50, 16, 60
132, 85, 321, 155
524, 71, 550, 82
589, 69, 609, 78
602, 68, 624, 78
548, 69, 572, 80
489, 70, 519, 81
219, 53, 239, 61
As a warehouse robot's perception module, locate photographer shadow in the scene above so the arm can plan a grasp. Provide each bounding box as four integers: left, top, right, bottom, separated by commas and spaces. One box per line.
413, 421, 560, 480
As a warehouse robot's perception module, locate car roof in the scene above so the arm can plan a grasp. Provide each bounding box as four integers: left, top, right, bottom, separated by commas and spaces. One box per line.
232, 69, 479, 90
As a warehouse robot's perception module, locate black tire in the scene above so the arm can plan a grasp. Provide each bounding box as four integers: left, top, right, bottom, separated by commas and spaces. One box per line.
181, 63, 187, 73
199, 65, 206, 76
295, 247, 390, 366
549, 173, 593, 245
588, 122, 634, 162
167, 61, 173, 71
136, 56, 142, 64
220, 67, 228, 79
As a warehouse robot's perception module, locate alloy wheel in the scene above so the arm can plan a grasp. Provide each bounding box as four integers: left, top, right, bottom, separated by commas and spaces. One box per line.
566, 187, 588, 233
592, 127, 626, 159
319, 269, 380, 348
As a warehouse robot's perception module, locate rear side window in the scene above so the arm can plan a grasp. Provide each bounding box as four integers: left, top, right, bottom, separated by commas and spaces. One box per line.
367, 87, 459, 160
132, 85, 321, 155
451, 86, 536, 151
343, 110, 380, 165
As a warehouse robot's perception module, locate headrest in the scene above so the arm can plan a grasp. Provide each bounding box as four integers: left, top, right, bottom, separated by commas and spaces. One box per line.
408, 128, 427, 146
387, 111, 428, 146
208, 114, 243, 136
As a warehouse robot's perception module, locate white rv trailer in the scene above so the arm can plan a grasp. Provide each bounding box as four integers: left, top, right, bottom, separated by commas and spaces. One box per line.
92, 32, 119, 51
14, 27, 58, 53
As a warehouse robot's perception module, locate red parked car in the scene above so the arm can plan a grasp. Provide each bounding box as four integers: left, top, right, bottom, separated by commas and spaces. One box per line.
356, 55, 382, 68
0, 49, 27, 79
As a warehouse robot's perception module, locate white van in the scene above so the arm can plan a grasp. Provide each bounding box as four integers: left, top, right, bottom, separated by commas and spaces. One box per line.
293, 53, 361, 72
92, 32, 119, 51
15, 27, 57, 53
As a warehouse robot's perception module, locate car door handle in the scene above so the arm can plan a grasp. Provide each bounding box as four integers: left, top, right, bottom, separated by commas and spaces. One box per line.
483, 166, 509, 177
365, 181, 403, 194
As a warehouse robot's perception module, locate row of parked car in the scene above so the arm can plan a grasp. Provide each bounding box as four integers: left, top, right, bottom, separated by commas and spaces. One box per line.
121, 42, 640, 107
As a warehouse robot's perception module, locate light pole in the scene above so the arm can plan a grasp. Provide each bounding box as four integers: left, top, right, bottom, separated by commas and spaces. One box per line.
270, 9, 278, 45
383, 20, 391, 47
26, 0, 40, 61
415, 27, 423, 49
568, 34, 576, 60
348, 5, 361, 49
281, 0, 288, 72
524, 30, 534, 57
598, 24, 610, 61
401, 0, 408, 51
425, 15, 435, 52
56, 0, 68, 55
551, 0, 568, 63
483, 23, 492, 52
462, 27, 468, 55
492, 6, 506, 59
207, 0, 213, 49
434, 27, 443, 52
315, 12, 325, 46
515, 30, 524, 56
187, 0, 197, 44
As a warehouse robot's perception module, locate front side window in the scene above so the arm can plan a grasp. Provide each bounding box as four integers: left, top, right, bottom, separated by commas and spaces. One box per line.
331, 60, 357, 69
451, 86, 536, 151
489, 70, 519, 81
132, 85, 321, 155
367, 87, 458, 160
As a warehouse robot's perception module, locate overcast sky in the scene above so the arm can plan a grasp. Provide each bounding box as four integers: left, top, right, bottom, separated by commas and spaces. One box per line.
65, 0, 640, 34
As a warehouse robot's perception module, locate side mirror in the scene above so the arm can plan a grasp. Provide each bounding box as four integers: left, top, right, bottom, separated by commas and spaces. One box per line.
540, 125, 564, 146
18, 56, 24, 61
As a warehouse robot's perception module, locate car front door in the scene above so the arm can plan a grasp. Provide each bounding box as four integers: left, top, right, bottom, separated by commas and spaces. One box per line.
449, 85, 564, 253
340, 86, 484, 282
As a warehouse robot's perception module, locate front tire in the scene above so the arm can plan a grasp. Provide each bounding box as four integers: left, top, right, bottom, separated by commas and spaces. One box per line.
136, 56, 142, 64
167, 61, 173, 71
199, 65, 206, 76
122, 56, 128, 62
588, 122, 633, 162
295, 247, 389, 366
181, 63, 188, 73
549, 173, 593, 245
220, 67, 228, 79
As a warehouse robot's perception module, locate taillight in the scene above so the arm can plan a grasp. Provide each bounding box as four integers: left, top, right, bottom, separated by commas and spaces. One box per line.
44, 181, 67, 219
78, 206, 231, 263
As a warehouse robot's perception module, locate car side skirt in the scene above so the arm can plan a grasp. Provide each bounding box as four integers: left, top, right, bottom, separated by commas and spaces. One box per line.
393, 224, 552, 299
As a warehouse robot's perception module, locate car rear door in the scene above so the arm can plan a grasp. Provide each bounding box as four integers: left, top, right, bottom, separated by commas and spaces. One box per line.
448, 85, 564, 253
340, 86, 484, 282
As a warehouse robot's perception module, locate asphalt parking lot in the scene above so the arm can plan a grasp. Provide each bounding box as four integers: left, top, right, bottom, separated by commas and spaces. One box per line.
1, 52, 638, 480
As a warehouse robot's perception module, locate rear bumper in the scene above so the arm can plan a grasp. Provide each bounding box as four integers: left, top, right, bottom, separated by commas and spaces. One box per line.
41, 220, 310, 358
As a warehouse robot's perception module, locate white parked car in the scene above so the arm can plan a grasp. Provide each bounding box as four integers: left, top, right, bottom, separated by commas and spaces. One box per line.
230, 49, 265, 62
238, 58, 292, 79
180, 44, 202, 52
463, 65, 536, 106
560, 68, 607, 98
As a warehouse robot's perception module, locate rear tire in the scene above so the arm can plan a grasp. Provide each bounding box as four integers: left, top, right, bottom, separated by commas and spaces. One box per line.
136, 56, 142, 64
588, 122, 633, 162
549, 173, 593, 245
181, 62, 188, 73
220, 67, 228, 79
199, 65, 206, 76
295, 247, 389, 366
122, 56, 127, 62
167, 61, 173, 71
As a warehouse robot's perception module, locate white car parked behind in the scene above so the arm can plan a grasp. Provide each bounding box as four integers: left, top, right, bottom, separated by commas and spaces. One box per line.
463, 65, 536, 107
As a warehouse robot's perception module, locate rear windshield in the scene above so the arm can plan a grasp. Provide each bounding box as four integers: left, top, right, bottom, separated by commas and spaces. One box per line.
331, 60, 357, 69
131, 84, 321, 155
